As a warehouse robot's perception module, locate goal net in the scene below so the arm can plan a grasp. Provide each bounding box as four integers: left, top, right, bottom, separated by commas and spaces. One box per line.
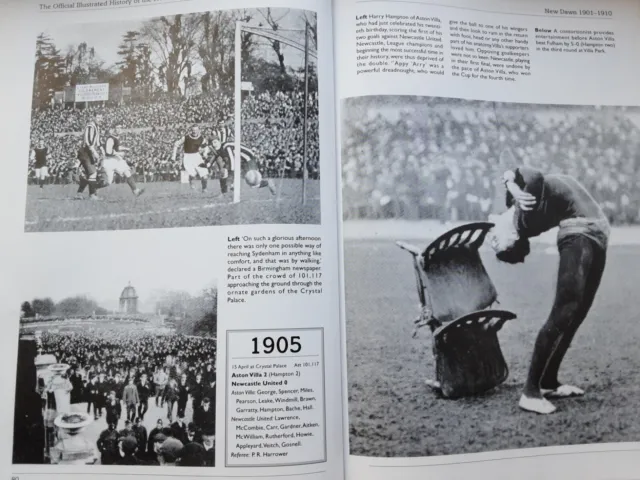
233, 21, 317, 204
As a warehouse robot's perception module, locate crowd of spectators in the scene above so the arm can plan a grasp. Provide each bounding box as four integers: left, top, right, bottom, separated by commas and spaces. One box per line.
38, 328, 216, 466
27, 90, 320, 185
342, 101, 640, 225
21, 314, 148, 324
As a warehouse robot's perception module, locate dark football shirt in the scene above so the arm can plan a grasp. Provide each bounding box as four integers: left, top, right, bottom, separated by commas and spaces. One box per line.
34, 147, 48, 168
104, 136, 121, 156
508, 167, 605, 238
184, 134, 205, 154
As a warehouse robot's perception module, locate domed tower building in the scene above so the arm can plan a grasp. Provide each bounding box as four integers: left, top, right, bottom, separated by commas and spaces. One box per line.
119, 282, 138, 314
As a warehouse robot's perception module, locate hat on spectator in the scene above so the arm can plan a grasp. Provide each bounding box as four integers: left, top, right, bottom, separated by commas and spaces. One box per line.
159, 438, 184, 462
153, 433, 167, 444
179, 442, 205, 466
121, 436, 137, 454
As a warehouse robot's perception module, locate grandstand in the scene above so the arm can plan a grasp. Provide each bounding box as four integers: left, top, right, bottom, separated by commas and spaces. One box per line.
342, 96, 640, 225
28, 90, 320, 186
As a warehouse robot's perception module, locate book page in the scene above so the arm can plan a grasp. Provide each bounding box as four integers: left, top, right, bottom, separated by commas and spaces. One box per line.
0, 0, 345, 479
334, 0, 640, 478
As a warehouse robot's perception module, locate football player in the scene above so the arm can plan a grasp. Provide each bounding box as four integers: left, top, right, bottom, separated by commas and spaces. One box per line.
30, 139, 49, 189
172, 125, 210, 193
101, 125, 144, 197
490, 166, 609, 415
210, 138, 276, 195
75, 114, 104, 200
213, 117, 232, 144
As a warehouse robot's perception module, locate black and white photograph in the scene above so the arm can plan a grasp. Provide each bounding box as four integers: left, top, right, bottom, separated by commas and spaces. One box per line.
26, 7, 319, 232
343, 95, 640, 457
12, 245, 218, 466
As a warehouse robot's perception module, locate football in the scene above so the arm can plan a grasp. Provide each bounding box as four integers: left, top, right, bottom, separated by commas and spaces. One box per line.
244, 169, 262, 187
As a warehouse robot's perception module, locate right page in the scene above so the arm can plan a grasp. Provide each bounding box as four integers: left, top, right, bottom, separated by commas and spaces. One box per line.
335, 0, 640, 478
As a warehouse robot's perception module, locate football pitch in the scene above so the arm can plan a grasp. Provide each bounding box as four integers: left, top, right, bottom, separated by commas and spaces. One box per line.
346, 238, 640, 457
24, 179, 320, 232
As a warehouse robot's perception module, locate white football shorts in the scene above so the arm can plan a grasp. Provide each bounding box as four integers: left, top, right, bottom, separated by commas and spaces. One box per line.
103, 155, 132, 185
34, 167, 48, 180
183, 152, 209, 178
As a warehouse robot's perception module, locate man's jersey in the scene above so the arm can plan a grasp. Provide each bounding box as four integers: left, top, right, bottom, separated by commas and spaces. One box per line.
104, 135, 121, 156
214, 125, 233, 143
508, 167, 606, 239
184, 134, 206, 154
83, 121, 101, 150
33, 147, 48, 168
215, 142, 257, 172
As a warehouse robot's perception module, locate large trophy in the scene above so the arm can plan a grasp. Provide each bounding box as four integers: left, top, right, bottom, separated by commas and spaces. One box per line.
50, 412, 97, 465
45, 363, 97, 464
397, 222, 516, 398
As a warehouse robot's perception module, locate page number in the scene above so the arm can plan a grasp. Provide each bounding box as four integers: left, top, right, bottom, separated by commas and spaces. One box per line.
252, 336, 302, 354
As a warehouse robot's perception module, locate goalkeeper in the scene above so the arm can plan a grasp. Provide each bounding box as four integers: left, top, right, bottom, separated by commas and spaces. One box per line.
209, 138, 277, 196
489, 166, 609, 415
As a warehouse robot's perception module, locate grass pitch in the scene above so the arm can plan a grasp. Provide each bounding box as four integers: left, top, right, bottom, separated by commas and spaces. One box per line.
346, 239, 640, 457
24, 179, 320, 232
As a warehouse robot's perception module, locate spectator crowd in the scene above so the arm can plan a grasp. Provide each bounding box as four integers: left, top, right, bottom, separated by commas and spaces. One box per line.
342, 99, 640, 225
27, 90, 320, 186
37, 328, 217, 466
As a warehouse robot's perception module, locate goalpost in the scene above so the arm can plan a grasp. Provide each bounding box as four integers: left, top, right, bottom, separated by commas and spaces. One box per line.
234, 21, 317, 204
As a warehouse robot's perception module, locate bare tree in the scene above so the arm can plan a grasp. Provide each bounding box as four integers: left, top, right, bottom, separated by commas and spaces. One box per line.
63, 42, 110, 84
258, 8, 290, 74
238, 10, 257, 67
140, 13, 202, 94
198, 10, 233, 92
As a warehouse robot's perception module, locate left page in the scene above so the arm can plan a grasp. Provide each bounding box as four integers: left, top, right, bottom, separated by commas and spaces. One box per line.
0, 0, 345, 479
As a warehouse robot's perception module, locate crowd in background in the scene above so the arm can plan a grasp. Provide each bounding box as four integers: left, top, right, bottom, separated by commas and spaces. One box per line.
21, 314, 148, 324
27, 90, 320, 185
38, 329, 217, 466
342, 101, 640, 225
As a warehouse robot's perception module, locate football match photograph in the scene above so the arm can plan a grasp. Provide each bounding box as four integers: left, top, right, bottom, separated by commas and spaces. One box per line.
25, 7, 320, 232
342, 95, 640, 457
12, 242, 218, 466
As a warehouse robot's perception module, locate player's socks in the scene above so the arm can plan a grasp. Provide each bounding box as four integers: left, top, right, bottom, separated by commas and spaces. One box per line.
219, 177, 228, 194
39, 179, 44, 189
126, 176, 137, 193
88, 180, 97, 196
77, 177, 88, 194
201, 178, 208, 192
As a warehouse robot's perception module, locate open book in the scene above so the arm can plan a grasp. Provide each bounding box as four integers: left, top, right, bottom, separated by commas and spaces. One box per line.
1, 0, 639, 478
